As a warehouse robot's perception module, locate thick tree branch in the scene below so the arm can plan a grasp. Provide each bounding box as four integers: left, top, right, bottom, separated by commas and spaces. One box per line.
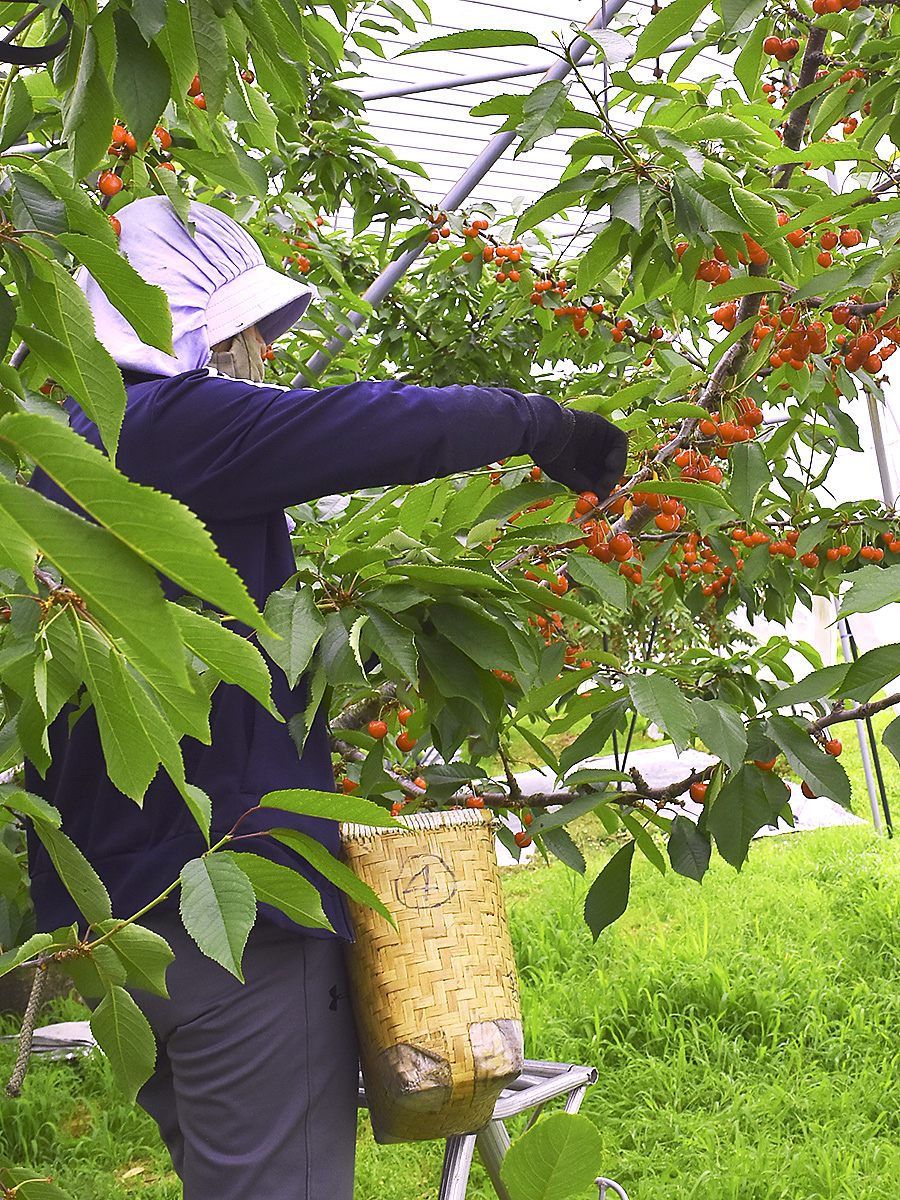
806, 691, 900, 732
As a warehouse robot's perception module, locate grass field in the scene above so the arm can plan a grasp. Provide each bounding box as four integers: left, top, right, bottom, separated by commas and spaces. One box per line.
2, 754, 900, 1198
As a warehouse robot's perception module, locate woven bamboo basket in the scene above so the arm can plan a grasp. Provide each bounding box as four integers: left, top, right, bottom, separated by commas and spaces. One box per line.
341, 808, 523, 1143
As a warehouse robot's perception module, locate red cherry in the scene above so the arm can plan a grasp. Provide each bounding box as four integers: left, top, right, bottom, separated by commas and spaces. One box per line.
824, 738, 842, 757
753, 759, 777, 771
514, 831, 533, 848
193, 94, 207, 110
342, 778, 358, 793
396, 731, 417, 752
154, 126, 172, 150
367, 719, 388, 739
398, 708, 412, 726
97, 171, 123, 196
689, 781, 708, 803
188, 74, 202, 96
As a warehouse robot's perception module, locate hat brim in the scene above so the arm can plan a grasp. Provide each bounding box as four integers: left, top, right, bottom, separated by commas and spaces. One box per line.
206, 262, 316, 346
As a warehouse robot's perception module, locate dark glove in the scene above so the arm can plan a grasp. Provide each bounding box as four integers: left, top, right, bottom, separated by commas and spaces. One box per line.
533, 408, 628, 499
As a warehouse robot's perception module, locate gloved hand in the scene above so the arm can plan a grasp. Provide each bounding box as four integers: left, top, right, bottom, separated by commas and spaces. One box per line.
533, 408, 628, 499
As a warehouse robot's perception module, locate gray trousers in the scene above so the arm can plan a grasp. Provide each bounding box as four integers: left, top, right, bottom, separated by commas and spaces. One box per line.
131, 912, 359, 1200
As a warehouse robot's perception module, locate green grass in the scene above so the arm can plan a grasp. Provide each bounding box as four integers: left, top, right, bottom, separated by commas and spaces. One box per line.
3, 750, 900, 1197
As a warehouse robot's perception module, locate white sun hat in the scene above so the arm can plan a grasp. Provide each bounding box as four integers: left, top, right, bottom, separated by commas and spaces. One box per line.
79, 196, 316, 377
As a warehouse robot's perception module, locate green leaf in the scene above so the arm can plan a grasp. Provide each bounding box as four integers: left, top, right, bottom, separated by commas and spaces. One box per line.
765, 715, 851, 808
188, 0, 228, 116
636, 478, 737, 512
720, 0, 766, 34
633, 0, 710, 62
429, 601, 520, 673
565, 552, 627, 610
112, 9, 172, 146
883, 714, 900, 771
583, 29, 634, 63
268, 827, 395, 925
154, 0, 198, 97
62, 28, 116, 178
839, 564, 900, 619
401, 28, 539, 54
705, 765, 787, 868
767, 663, 849, 709
575, 222, 627, 295
558, 699, 628, 775
14, 259, 127, 456
627, 674, 694, 754
259, 788, 401, 827
0, 784, 61, 826
74, 620, 179, 803
0, 413, 263, 631
172, 605, 278, 717
10, 173, 68, 237
59, 233, 174, 356
179, 854, 256, 979
517, 81, 569, 158
728, 440, 772, 521
0, 77, 34, 153
584, 840, 635, 939
35, 160, 119, 248
95, 920, 174, 996
30, 818, 112, 925
225, 852, 332, 930
500, 1111, 603, 1200
667, 814, 711, 881
90, 984, 157, 1102
361, 606, 417, 681
0, 1163, 72, 1199
541, 825, 586, 875
258, 586, 325, 687
692, 699, 747, 769
840, 645, 900, 703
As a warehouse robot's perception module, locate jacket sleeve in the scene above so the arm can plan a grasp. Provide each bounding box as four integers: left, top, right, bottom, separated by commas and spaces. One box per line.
139, 372, 574, 521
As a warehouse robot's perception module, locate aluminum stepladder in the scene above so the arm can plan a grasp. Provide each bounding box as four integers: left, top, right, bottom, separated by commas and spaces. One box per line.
358, 1058, 630, 1200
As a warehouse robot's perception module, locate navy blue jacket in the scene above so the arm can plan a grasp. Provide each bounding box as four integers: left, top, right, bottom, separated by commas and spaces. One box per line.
26, 369, 571, 938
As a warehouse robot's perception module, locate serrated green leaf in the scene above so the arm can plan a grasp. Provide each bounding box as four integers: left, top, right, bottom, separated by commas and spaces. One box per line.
517, 80, 569, 157
705, 765, 788, 867
268, 827, 395, 925
188, 0, 228, 116
637, 478, 737, 512
728, 440, 772, 521
59, 233, 173, 356
667, 814, 711, 881
765, 715, 851, 808
840, 644, 900, 703
401, 28, 539, 54
839, 564, 900, 619
90, 984, 157, 1102
541, 825, 586, 875
180, 854, 256, 979
259, 787, 401, 827
565, 552, 627, 610
112, 9, 172, 146
14, 259, 126, 456
62, 29, 115, 178
172, 605, 278, 717
584, 840, 635, 939
10, 173, 68, 238
500, 1111, 603, 1200
0, 412, 263, 631
31, 818, 112, 924
627, 674, 694, 753
692, 699, 747, 769
225, 851, 331, 930
0, 783, 60, 826
95, 920, 174, 996
258, 586, 325, 687
633, 0, 710, 62
768, 663, 850, 709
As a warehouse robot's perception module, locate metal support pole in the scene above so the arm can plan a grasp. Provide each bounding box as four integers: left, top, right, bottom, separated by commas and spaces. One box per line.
866, 392, 897, 508
296, 0, 632, 383
834, 606, 884, 834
